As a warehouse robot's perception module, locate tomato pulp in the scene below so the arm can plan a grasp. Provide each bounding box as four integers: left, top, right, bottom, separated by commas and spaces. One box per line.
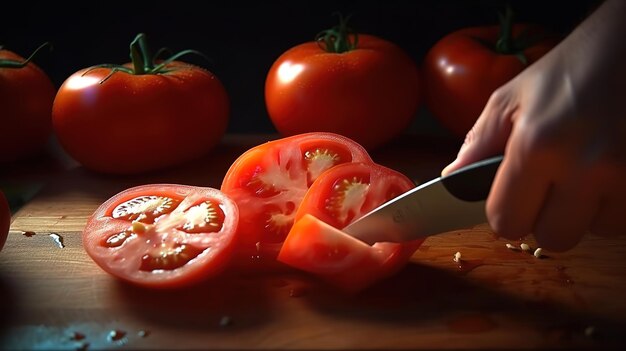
278, 162, 424, 293
220, 132, 372, 270
82, 184, 238, 288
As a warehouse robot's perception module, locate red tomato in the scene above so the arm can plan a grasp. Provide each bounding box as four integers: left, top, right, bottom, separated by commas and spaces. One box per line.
265, 18, 421, 150
52, 34, 229, 174
220, 132, 373, 270
279, 215, 421, 294
278, 162, 423, 293
82, 184, 238, 288
0, 45, 56, 163
1, 190, 10, 251
423, 22, 557, 138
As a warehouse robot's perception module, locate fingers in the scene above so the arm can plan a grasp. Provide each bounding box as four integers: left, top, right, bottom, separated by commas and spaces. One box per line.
590, 173, 626, 237
442, 88, 515, 176
532, 175, 601, 252
485, 141, 552, 242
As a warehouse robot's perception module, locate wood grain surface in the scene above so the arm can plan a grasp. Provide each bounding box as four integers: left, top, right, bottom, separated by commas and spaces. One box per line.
1, 134, 625, 350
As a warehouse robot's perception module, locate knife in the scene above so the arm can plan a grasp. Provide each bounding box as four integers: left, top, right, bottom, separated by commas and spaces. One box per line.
342, 155, 503, 245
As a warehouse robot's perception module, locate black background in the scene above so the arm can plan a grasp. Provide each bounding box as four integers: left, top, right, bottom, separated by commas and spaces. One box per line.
2, 0, 601, 135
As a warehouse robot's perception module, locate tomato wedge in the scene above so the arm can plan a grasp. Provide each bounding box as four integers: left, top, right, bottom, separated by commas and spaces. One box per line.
278, 162, 424, 293
220, 132, 373, 270
82, 184, 238, 288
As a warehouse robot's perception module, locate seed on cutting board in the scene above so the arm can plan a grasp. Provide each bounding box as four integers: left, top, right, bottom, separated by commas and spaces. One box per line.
533, 248, 543, 258
505, 243, 517, 250
520, 243, 531, 251
453, 252, 461, 263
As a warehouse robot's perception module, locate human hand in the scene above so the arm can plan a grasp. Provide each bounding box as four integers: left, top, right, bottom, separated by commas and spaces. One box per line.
441, 0, 626, 252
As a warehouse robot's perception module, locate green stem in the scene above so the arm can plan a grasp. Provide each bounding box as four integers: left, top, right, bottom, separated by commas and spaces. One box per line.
0, 42, 52, 69
129, 33, 155, 75
494, 4, 528, 65
82, 33, 212, 83
315, 13, 358, 53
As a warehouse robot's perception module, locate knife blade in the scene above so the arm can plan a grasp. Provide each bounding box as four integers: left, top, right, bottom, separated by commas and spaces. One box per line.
342, 155, 503, 245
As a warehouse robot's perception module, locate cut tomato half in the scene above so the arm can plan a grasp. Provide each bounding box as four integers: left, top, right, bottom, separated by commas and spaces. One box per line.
82, 184, 238, 288
220, 132, 373, 270
278, 162, 424, 293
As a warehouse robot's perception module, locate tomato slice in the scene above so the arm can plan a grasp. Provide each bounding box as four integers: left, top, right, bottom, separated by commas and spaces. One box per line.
83, 184, 238, 288
220, 132, 373, 269
278, 162, 424, 293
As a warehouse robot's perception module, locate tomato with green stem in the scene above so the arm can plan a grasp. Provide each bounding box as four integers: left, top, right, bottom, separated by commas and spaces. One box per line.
423, 7, 558, 138
82, 184, 238, 288
0, 43, 56, 163
278, 162, 424, 293
265, 14, 421, 150
220, 132, 373, 270
52, 33, 229, 174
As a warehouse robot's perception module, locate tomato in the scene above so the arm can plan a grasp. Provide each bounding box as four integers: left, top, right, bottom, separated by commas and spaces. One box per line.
52, 33, 229, 174
422, 11, 558, 138
0, 44, 56, 163
265, 15, 421, 150
220, 132, 373, 270
82, 184, 238, 288
278, 162, 423, 293
1, 190, 10, 251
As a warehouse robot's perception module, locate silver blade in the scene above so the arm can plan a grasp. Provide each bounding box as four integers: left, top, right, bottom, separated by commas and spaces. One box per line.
342, 177, 487, 245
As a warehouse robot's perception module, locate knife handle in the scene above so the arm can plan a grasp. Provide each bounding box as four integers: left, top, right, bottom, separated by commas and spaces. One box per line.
440, 155, 503, 202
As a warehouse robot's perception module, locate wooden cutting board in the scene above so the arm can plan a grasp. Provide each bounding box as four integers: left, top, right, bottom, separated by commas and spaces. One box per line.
1, 134, 625, 350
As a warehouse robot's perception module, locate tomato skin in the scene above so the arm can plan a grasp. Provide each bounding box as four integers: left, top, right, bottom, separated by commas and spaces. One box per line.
0, 49, 56, 163
82, 184, 238, 289
52, 63, 229, 174
220, 132, 373, 270
265, 34, 421, 150
279, 162, 424, 293
423, 24, 557, 138
1, 190, 10, 251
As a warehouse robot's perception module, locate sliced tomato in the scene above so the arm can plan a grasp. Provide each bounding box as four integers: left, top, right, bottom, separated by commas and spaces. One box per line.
278, 162, 424, 293
82, 184, 238, 288
220, 132, 372, 270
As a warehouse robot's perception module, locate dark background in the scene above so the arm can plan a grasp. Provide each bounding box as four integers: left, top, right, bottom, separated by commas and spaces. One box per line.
2, 0, 601, 135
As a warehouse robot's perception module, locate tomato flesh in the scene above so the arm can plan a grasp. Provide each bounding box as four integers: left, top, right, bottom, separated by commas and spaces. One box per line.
221, 132, 373, 270
279, 162, 424, 292
83, 184, 238, 288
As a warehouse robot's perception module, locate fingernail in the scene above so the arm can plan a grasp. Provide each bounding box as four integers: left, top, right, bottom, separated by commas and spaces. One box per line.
441, 159, 458, 176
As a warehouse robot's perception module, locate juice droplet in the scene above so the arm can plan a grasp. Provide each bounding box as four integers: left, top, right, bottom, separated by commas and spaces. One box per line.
69, 331, 86, 341
137, 329, 150, 338
555, 265, 575, 286
49, 233, 65, 248
22, 231, 36, 237
447, 313, 498, 333
107, 329, 126, 342
456, 259, 484, 275
289, 286, 308, 298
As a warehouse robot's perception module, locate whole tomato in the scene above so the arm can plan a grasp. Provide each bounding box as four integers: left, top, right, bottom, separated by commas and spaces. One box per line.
265, 15, 421, 150
52, 33, 229, 174
0, 43, 56, 163
423, 8, 558, 139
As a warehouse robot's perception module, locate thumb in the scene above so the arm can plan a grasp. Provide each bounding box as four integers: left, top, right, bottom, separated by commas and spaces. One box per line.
441, 91, 515, 176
